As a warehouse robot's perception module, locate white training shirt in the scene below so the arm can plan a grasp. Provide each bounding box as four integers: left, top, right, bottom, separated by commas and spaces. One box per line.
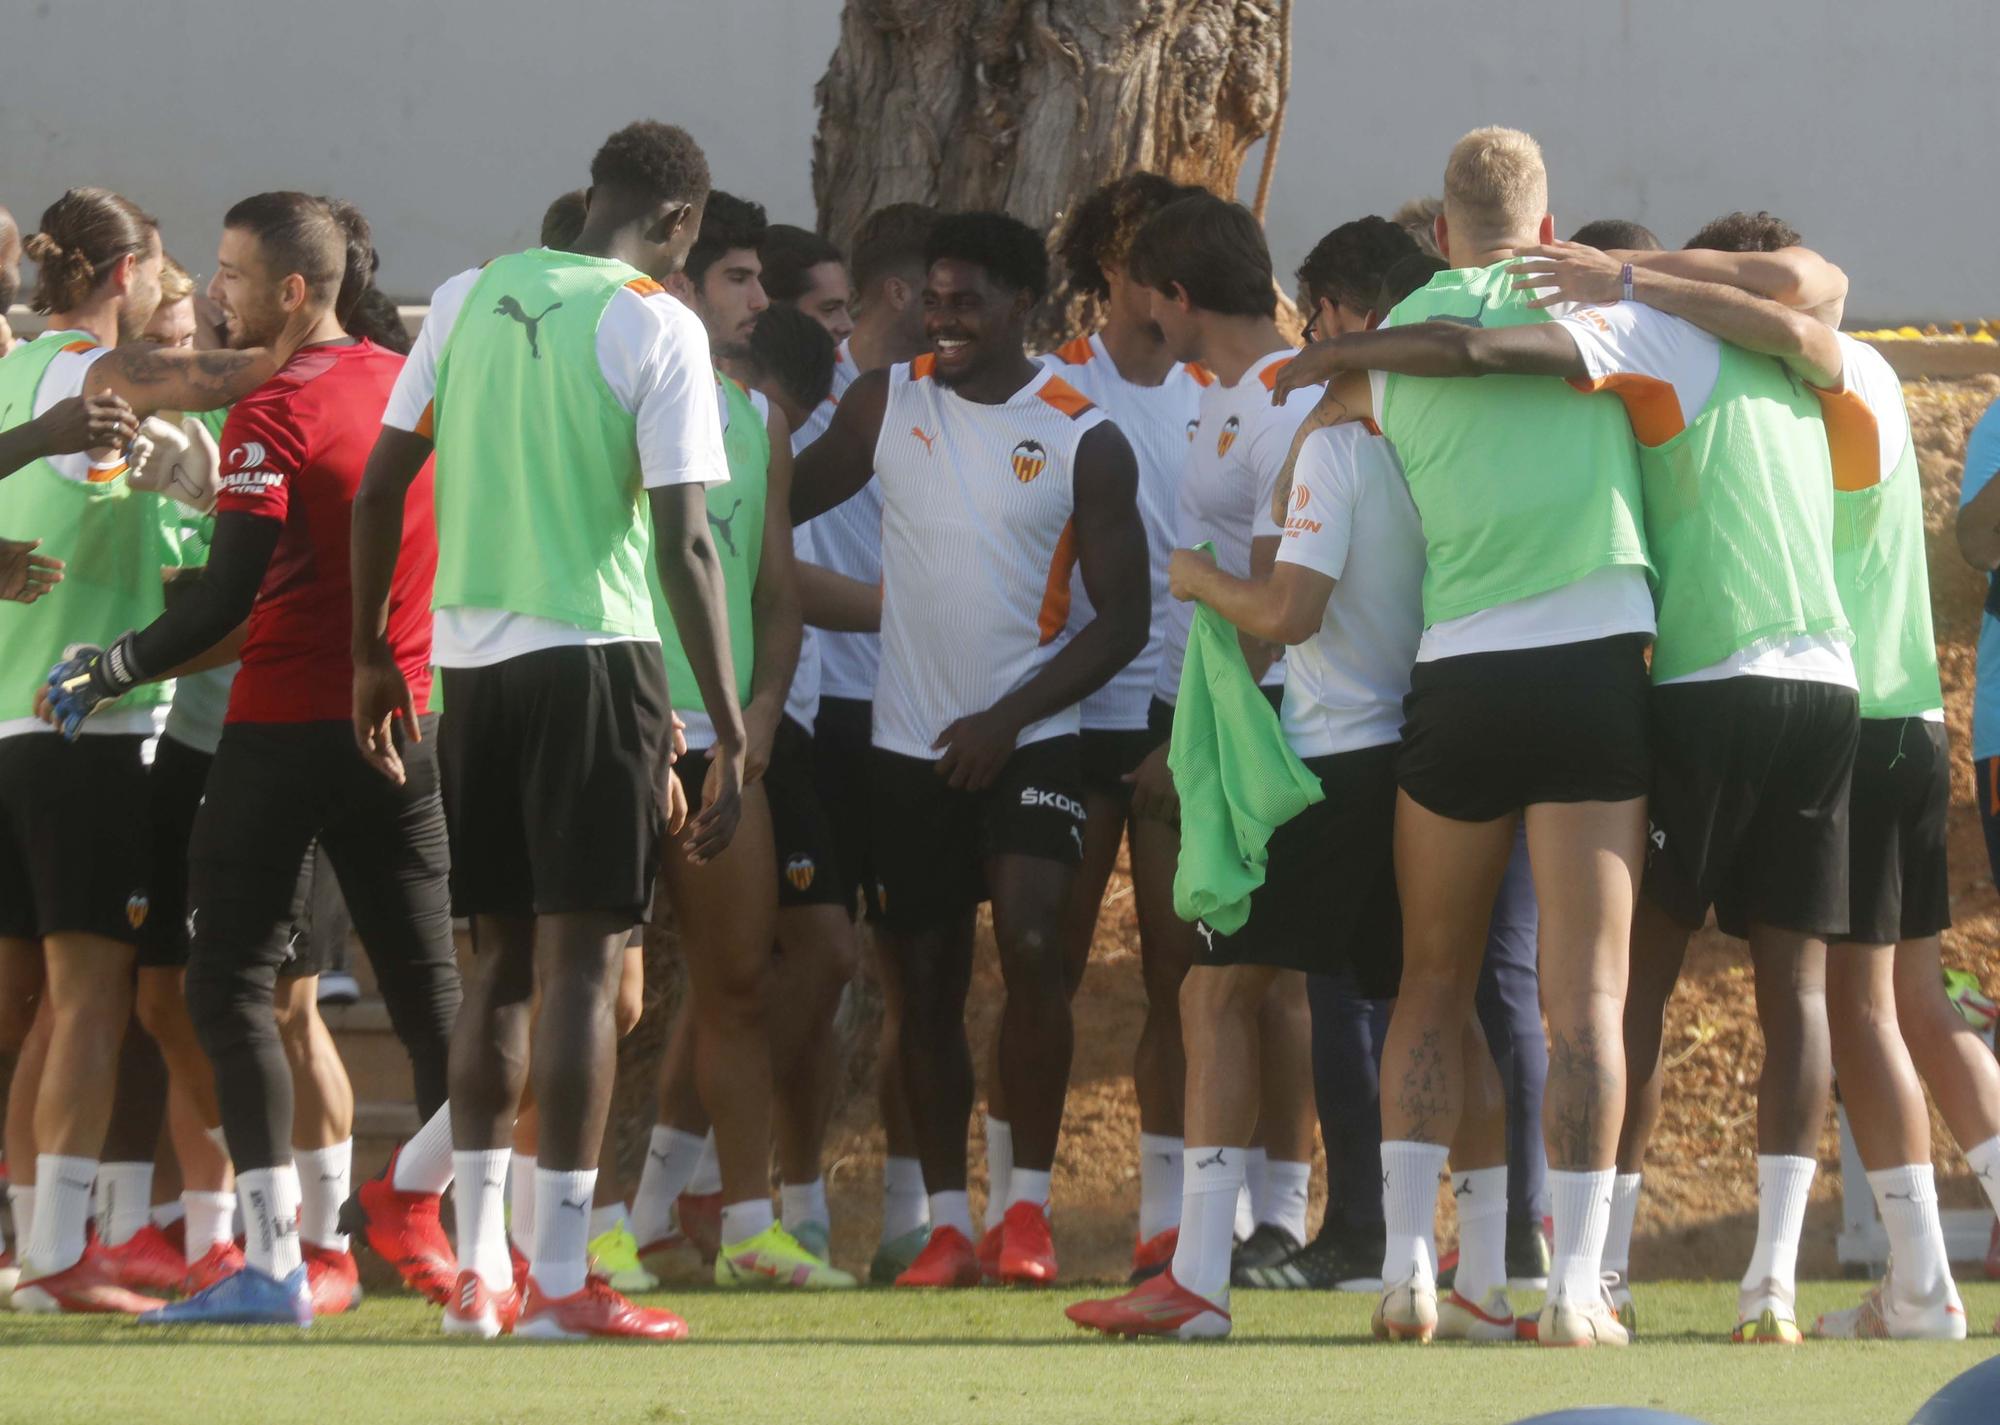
1155, 350, 1315, 704
871, 358, 1106, 759
798, 340, 880, 702
0, 342, 165, 741
381, 257, 729, 668
1556, 300, 1855, 689
1274, 422, 1425, 758
1040, 333, 1208, 731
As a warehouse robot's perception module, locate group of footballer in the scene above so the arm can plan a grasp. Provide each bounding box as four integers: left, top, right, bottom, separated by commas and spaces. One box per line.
0, 115, 1995, 1350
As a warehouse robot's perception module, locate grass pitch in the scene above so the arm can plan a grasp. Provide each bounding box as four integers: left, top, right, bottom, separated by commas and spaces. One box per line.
0, 1281, 1994, 1425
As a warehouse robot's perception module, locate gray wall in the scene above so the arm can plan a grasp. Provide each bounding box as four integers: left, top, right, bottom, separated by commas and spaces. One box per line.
3, 1, 1987, 320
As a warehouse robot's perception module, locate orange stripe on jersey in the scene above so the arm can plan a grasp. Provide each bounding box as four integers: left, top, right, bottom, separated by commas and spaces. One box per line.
910, 354, 936, 381
1568, 372, 1685, 448
1257, 357, 1294, 391
415, 400, 436, 439
1036, 519, 1078, 646
1185, 363, 1215, 386
1811, 384, 1883, 492
1036, 375, 1095, 420
1360, 417, 1383, 437
85, 460, 127, 485
1053, 335, 1094, 366
61, 341, 98, 354
625, 276, 665, 298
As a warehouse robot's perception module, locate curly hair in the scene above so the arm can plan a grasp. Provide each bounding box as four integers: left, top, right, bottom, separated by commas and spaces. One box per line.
1569, 218, 1661, 252
541, 189, 589, 249
926, 211, 1050, 301
25, 187, 157, 314
1056, 171, 1193, 298
746, 303, 837, 415
1296, 215, 1421, 316
1684, 210, 1802, 254
589, 120, 711, 208
1127, 192, 1274, 318
685, 190, 768, 286
157, 254, 196, 306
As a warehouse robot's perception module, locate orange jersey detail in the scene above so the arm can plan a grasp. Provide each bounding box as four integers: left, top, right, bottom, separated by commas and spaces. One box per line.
1036, 375, 1095, 420
1053, 335, 1094, 365
1570, 372, 1685, 448
1257, 356, 1294, 391
624, 276, 666, 298
910, 354, 937, 380
1037, 519, 1078, 645
1811, 384, 1883, 492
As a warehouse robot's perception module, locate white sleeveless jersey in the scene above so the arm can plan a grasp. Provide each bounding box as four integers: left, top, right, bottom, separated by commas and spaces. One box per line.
872, 356, 1109, 759
1040, 333, 1209, 730
798, 340, 881, 702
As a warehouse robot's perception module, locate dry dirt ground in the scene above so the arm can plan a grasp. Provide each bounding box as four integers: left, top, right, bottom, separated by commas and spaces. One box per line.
621, 378, 2000, 1285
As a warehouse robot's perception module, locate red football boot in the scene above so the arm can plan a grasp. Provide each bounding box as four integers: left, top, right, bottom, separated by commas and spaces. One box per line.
342, 1149, 457, 1303
304, 1243, 363, 1315
1130, 1228, 1178, 1284
441, 1268, 521, 1339
975, 1223, 1003, 1281
894, 1226, 982, 1288
513, 1275, 687, 1341
676, 1191, 723, 1267
182, 1240, 247, 1295
1066, 1269, 1231, 1340
97, 1224, 187, 1295
996, 1201, 1057, 1286
12, 1242, 168, 1315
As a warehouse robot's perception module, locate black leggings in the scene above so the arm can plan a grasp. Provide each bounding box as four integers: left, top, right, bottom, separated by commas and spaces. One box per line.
185, 716, 459, 1172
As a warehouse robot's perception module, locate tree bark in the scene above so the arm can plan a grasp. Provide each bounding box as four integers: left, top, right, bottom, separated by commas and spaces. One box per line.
813, 1, 1289, 252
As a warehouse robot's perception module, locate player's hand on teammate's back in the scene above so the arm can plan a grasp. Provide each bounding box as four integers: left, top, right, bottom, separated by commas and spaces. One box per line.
1270, 340, 1353, 402
1124, 742, 1179, 824
1506, 239, 1621, 309
36, 392, 140, 458
0, 539, 63, 604
684, 738, 745, 865
353, 652, 418, 784
932, 706, 1020, 792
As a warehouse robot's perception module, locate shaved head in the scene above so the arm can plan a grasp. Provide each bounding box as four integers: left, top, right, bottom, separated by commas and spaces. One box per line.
0, 206, 19, 312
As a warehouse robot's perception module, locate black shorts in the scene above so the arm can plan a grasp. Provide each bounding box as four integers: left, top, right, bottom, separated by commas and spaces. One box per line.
1195, 743, 1403, 992
0, 732, 151, 945
440, 643, 671, 921
674, 717, 846, 909
189, 717, 454, 986
1838, 716, 1950, 945
870, 735, 1086, 929
1145, 685, 1284, 746
1079, 727, 1158, 800
812, 695, 879, 921
1642, 676, 1859, 939
143, 733, 212, 967
1397, 634, 1651, 822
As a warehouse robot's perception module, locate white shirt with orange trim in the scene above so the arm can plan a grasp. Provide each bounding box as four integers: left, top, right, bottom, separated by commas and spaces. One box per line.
798, 340, 881, 704
870, 358, 1107, 760
1040, 332, 1207, 730
1154, 349, 1315, 705
34, 343, 131, 485
1557, 300, 1854, 689
382, 260, 728, 667
1274, 421, 1425, 758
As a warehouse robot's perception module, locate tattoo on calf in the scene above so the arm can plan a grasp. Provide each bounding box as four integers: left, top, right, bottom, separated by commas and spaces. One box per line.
1547, 1027, 1616, 1170
1396, 1027, 1450, 1143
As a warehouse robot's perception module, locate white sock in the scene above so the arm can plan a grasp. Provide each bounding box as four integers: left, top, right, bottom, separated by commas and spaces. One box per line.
883, 1157, 930, 1239
1451, 1166, 1508, 1302
688, 1133, 722, 1196
1548, 1167, 1615, 1305
1380, 1141, 1448, 1287
1869, 1163, 1952, 1304
392, 1103, 455, 1195
93, 1162, 153, 1248
928, 1189, 974, 1241
237, 1164, 303, 1280
721, 1197, 774, 1248
1171, 1145, 1247, 1305
294, 1140, 351, 1251
182, 1191, 236, 1262
1965, 1135, 2000, 1218
1233, 1183, 1255, 1244
27, 1155, 95, 1275
509, 1153, 537, 1255
985, 1115, 1013, 1203
532, 1166, 597, 1298
1006, 1166, 1051, 1213
590, 1202, 629, 1238
1243, 1147, 1271, 1229
150, 1199, 185, 1230
1138, 1133, 1183, 1240
1603, 1172, 1642, 1278
780, 1179, 829, 1234
8, 1185, 34, 1260
451, 1149, 511, 1293
1264, 1158, 1311, 1245
631, 1126, 708, 1246
1741, 1154, 1815, 1305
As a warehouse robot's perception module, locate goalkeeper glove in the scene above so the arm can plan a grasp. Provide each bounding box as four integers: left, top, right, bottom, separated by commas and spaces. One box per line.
44, 634, 143, 740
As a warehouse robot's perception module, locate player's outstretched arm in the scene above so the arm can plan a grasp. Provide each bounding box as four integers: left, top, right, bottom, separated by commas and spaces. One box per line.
350, 425, 432, 782
86, 303, 316, 417
741, 403, 805, 784
1616, 244, 1848, 315
651, 480, 744, 863
797, 561, 881, 632
789, 369, 888, 525
0, 393, 139, 479
932, 422, 1149, 792
1271, 323, 1583, 403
